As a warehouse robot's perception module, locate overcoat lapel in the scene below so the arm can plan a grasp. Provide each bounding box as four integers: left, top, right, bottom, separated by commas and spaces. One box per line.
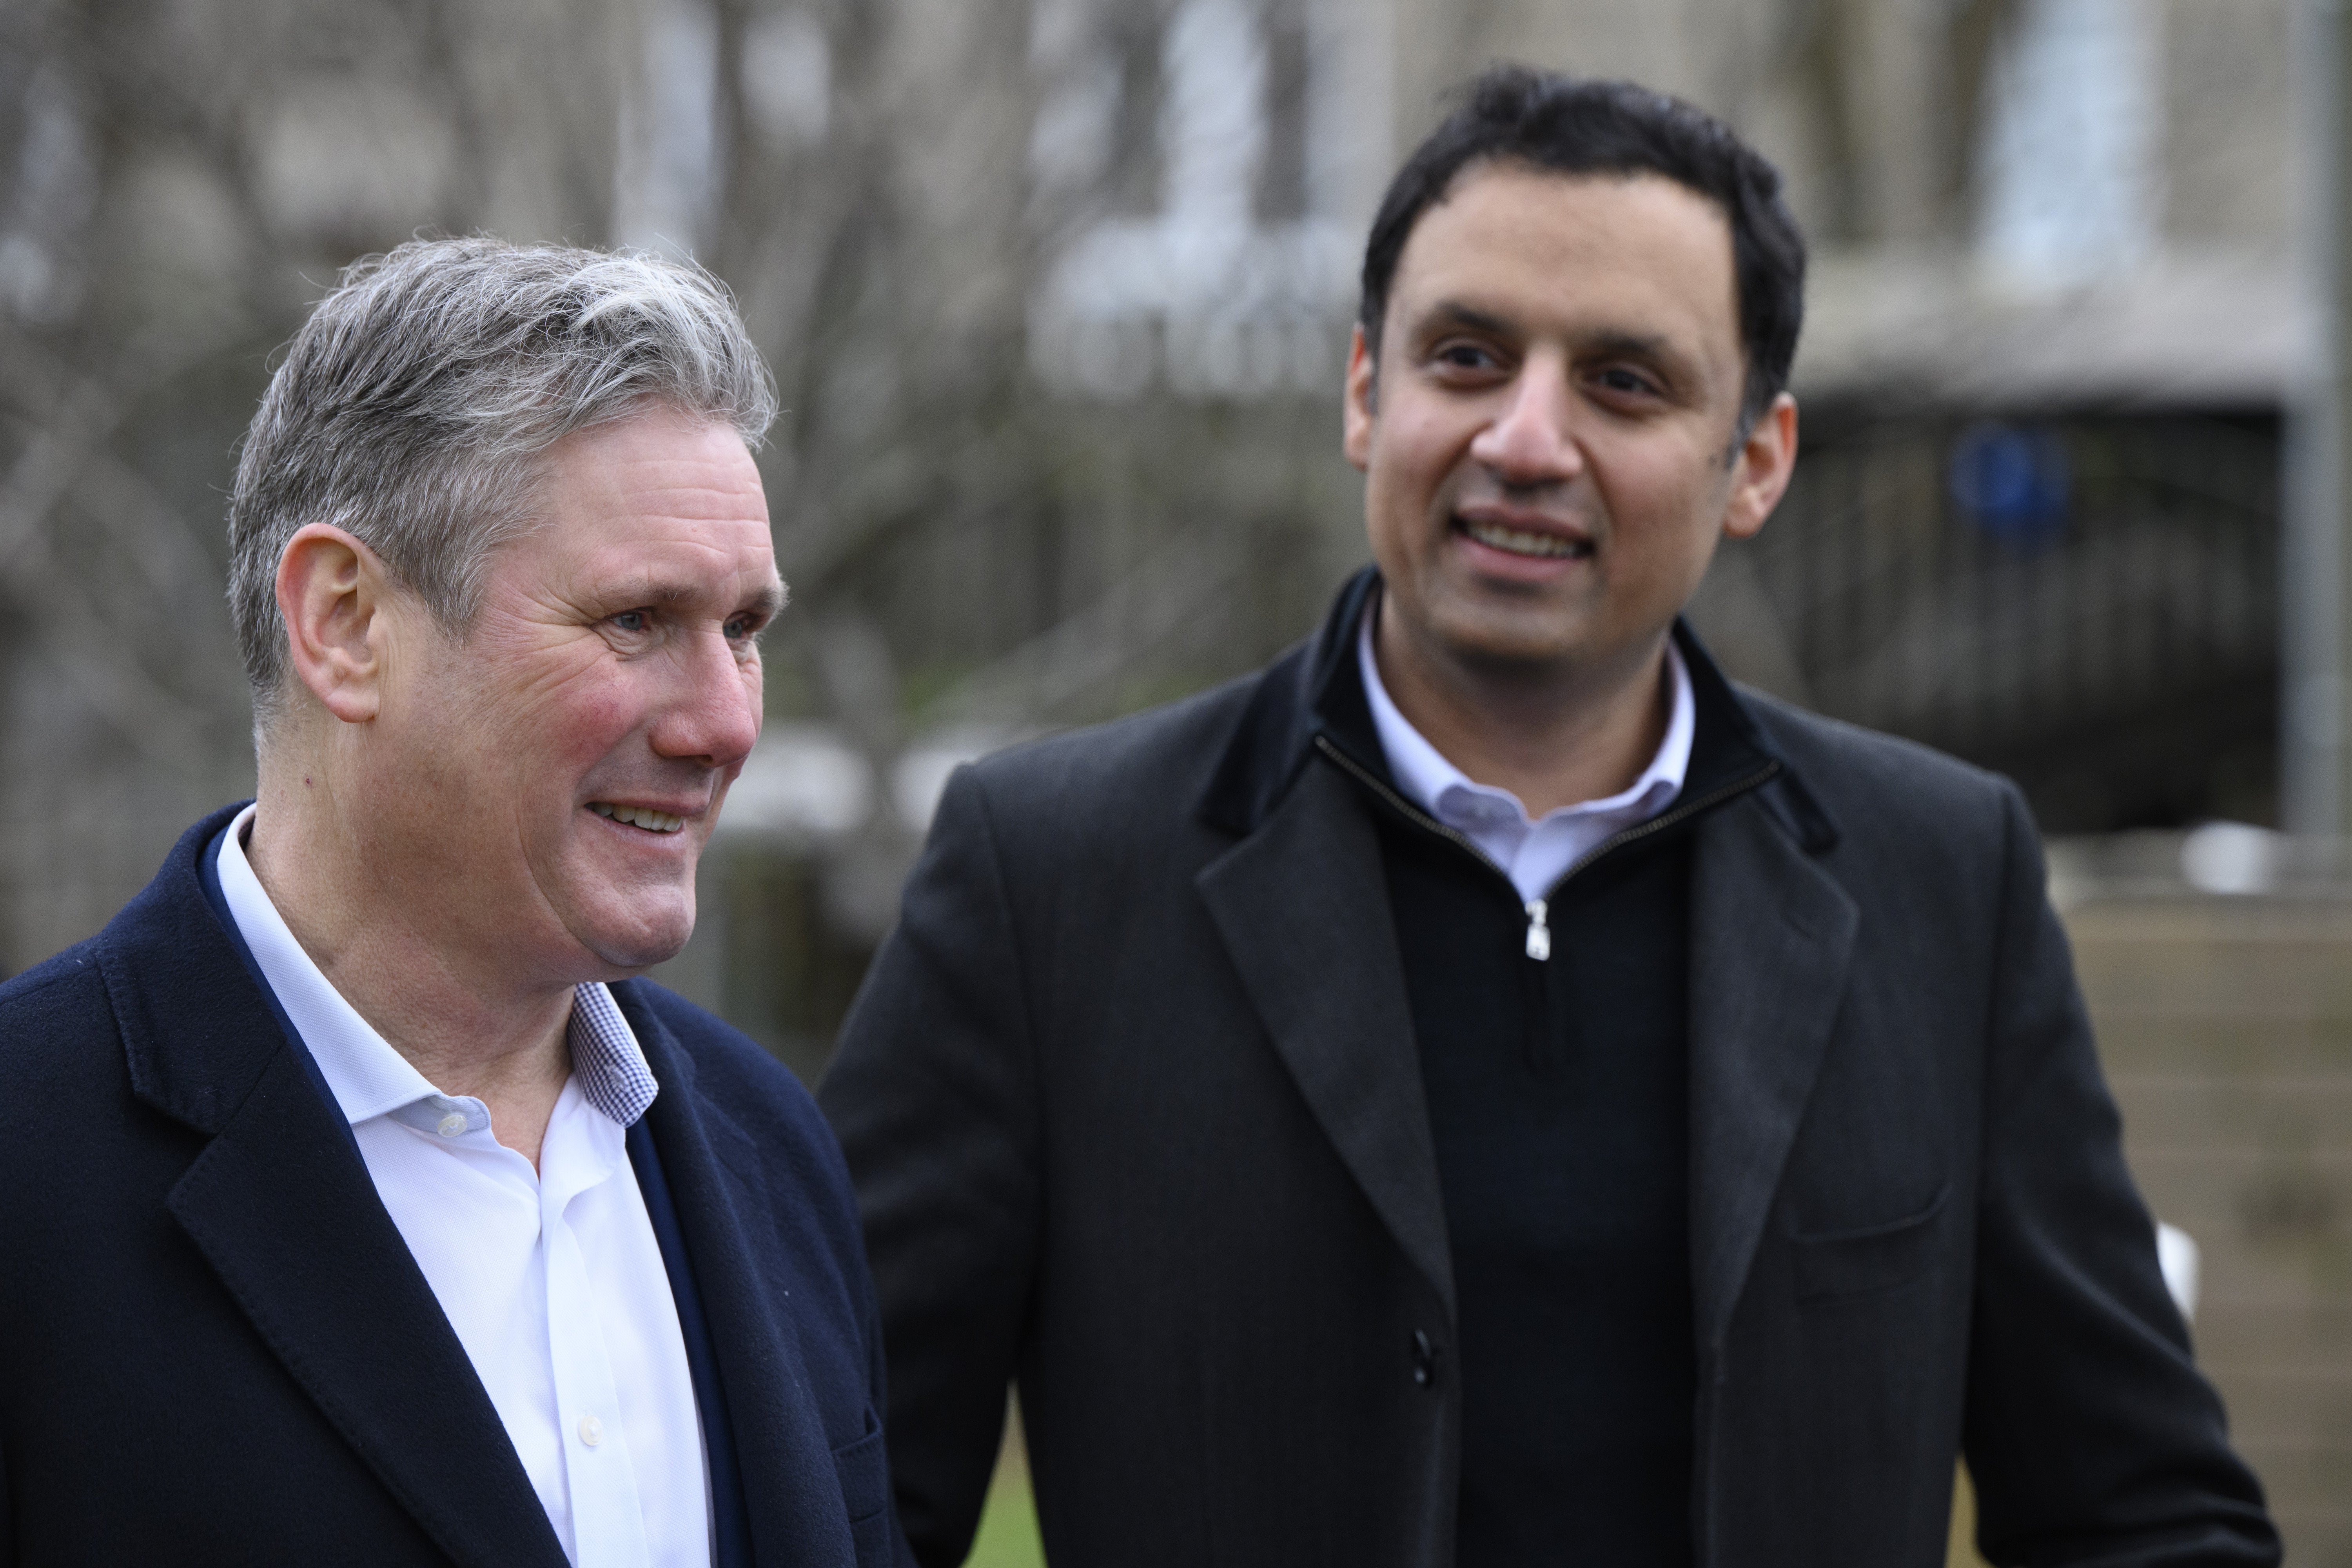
106, 842, 567, 1568
163, 1056, 569, 1568
625, 1005, 859, 1567
1685, 790, 1858, 1355
1198, 754, 1455, 1319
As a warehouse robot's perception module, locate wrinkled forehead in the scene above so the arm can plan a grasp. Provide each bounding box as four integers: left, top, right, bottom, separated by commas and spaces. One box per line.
461, 411, 782, 621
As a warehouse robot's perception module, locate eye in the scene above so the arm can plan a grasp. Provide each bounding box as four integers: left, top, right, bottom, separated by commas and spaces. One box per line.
723, 614, 758, 641
1593, 366, 1661, 398
611, 609, 651, 633
1432, 340, 1501, 373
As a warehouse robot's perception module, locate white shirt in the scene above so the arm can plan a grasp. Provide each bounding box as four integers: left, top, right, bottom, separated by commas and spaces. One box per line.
216, 805, 711, 1568
1358, 610, 1695, 903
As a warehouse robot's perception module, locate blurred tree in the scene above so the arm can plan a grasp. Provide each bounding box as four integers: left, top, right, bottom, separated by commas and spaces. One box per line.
0, 0, 651, 965
0, 0, 1373, 977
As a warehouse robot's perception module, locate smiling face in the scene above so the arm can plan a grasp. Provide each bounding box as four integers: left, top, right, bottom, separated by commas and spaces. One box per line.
363, 406, 781, 982
1344, 163, 1793, 695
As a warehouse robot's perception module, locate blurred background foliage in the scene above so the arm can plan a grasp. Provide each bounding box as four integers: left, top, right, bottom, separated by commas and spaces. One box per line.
0, 0, 2327, 1558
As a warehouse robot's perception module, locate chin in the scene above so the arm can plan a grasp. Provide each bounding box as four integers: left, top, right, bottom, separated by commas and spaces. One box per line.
576, 900, 698, 975
1428, 601, 1593, 670
601, 933, 692, 973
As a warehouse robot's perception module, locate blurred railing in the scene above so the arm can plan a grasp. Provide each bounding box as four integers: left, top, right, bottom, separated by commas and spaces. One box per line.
1693, 411, 2281, 831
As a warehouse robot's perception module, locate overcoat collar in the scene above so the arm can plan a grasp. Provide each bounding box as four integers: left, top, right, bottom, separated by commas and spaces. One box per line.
1192, 569, 1854, 1345
1199, 567, 1837, 851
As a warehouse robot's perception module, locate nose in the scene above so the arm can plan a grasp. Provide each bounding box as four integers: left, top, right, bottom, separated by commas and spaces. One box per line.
1468, 354, 1582, 486
652, 629, 762, 771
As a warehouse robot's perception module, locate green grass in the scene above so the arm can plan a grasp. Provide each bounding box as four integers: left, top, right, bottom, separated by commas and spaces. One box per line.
962, 1414, 1045, 1568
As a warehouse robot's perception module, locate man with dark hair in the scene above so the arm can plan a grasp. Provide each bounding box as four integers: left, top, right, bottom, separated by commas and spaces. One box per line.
0, 239, 907, 1567
822, 69, 2278, 1567
1357, 73, 1806, 436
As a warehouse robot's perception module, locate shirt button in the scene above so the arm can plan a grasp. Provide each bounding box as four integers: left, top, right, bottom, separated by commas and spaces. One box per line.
436, 1112, 467, 1138
578, 1416, 603, 1448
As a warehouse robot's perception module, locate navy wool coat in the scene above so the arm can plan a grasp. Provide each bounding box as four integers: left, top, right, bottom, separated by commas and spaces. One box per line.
0, 804, 906, 1568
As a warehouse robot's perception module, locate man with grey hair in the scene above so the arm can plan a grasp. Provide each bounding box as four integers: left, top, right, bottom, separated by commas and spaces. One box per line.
0, 238, 906, 1568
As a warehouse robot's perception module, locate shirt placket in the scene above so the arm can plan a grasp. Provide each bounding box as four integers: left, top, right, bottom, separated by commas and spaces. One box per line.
541, 1140, 652, 1568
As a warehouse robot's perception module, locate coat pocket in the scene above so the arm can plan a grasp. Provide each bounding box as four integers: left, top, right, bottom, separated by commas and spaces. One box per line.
1790, 1181, 1950, 1302
832, 1418, 891, 1522
831, 1418, 898, 1566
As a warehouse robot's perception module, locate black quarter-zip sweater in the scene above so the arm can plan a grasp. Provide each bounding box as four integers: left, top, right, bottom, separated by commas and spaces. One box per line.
1317, 596, 1778, 1567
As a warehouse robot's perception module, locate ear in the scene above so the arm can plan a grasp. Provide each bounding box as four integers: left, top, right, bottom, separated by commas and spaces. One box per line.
1722, 391, 1798, 541
1342, 324, 1376, 472
275, 523, 396, 725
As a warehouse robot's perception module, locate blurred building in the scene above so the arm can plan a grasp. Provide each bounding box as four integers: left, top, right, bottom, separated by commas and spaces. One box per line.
676, 0, 2299, 1033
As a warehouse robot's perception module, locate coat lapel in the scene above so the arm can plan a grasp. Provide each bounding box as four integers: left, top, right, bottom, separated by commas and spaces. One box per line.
106, 838, 566, 1568
1685, 789, 1859, 1356
628, 1014, 858, 1567
1197, 754, 1455, 1319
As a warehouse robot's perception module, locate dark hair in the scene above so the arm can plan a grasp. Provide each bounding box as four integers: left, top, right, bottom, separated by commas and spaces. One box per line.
1359, 67, 1807, 430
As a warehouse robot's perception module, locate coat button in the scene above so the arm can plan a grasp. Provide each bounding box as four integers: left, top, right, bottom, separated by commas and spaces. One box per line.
1412, 1329, 1439, 1388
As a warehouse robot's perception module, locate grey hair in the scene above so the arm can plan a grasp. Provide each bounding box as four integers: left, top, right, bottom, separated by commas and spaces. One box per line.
227, 236, 777, 730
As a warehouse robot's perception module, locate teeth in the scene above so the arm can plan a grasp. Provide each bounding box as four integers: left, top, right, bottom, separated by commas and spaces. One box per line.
1464, 518, 1584, 559
589, 802, 684, 833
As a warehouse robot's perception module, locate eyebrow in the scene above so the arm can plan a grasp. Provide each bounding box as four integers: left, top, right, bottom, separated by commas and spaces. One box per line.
1577, 328, 1678, 363
1425, 300, 1517, 338
1422, 305, 1681, 365
741, 579, 788, 622
605, 575, 789, 621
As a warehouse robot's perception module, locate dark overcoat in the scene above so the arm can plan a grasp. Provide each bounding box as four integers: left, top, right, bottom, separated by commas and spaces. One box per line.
0, 805, 906, 1567
821, 573, 2278, 1568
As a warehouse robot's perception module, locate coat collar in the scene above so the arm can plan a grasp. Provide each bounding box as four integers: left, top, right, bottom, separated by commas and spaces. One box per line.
1198, 566, 1839, 856
114, 803, 303, 1138
1193, 570, 1855, 1344
105, 806, 568, 1568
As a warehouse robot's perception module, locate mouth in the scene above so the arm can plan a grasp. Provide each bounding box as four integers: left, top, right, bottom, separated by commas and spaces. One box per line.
1455, 514, 1593, 561
588, 802, 686, 834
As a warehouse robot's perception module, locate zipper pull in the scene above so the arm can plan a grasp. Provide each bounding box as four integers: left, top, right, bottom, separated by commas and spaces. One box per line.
1524, 898, 1552, 961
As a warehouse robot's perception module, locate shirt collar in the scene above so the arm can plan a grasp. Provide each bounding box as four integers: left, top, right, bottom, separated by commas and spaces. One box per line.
214, 804, 658, 1130
1356, 606, 1696, 828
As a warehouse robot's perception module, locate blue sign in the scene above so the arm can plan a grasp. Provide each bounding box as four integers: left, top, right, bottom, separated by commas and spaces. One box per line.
1948, 422, 2071, 549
